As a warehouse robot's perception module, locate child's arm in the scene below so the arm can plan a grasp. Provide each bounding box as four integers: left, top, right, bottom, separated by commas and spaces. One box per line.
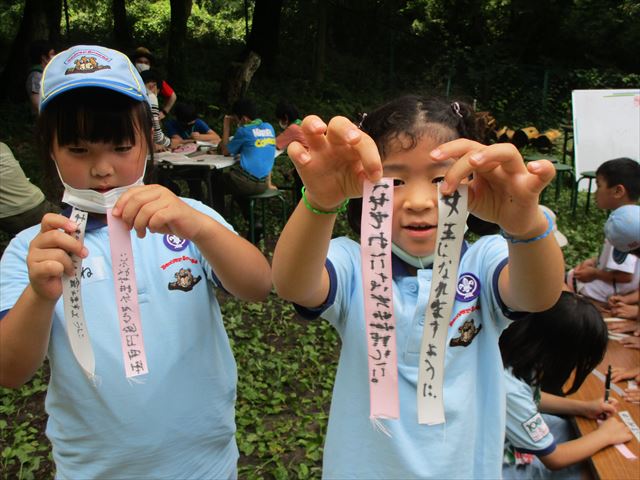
574, 266, 633, 284
539, 392, 618, 419
272, 116, 381, 306
113, 185, 271, 301
191, 129, 221, 144
434, 141, 564, 312
538, 417, 632, 470
0, 214, 88, 387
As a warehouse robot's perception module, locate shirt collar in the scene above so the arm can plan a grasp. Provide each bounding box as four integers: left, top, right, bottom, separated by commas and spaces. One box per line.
61, 206, 107, 231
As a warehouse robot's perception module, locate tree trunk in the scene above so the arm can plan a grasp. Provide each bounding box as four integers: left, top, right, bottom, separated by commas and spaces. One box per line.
112, 0, 132, 53
220, 0, 283, 107
312, 0, 327, 85
246, 0, 283, 71
167, 0, 193, 91
0, 0, 62, 102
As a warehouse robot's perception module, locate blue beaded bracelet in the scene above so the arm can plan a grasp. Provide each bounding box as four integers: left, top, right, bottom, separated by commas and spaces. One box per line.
500, 209, 554, 244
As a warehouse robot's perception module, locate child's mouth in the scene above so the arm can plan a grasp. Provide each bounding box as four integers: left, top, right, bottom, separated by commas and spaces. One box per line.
93, 187, 114, 194
405, 224, 435, 231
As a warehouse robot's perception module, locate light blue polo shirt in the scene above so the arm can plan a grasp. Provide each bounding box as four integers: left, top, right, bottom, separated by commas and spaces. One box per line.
504, 369, 556, 458
297, 235, 515, 479
227, 119, 276, 179
0, 198, 239, 479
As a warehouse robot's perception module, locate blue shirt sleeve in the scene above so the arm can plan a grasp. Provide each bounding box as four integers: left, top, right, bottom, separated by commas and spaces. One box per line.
194, 118, 211, 134
226, 127, 246, 155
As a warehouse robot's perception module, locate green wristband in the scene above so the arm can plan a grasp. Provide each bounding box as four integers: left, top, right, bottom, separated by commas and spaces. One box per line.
301, 187, 349, 215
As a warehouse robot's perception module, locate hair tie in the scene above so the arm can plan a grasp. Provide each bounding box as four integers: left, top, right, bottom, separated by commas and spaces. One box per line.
358, 112, 368, 129
451, 102, 463, 118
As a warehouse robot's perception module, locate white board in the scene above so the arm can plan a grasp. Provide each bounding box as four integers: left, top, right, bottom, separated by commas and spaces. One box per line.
572, 89, 640, 188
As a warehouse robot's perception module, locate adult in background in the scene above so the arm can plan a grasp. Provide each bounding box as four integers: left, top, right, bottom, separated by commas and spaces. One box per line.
26, 40, 55, 116
131, 46, 177, 119
0, 143, 59, 236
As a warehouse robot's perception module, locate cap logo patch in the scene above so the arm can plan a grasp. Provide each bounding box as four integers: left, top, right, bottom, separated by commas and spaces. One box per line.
455, 272, 480, 302
65, 56, 111, 75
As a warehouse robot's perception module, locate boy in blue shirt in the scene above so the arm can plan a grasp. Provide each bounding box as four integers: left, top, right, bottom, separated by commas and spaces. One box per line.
220, 99, 276, 237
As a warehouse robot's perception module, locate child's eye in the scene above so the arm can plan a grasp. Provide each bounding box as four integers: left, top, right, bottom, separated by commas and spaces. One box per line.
432, 176, 445, 184
67, 146, 87, 154
392, 178, 405, 187
114, 145, 133, 153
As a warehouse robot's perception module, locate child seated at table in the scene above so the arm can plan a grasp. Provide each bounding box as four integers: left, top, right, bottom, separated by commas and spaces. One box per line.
220, 99, 276, 238
166, 102, 221, 146
566, 158, 640, 314
501, 291, 632, 479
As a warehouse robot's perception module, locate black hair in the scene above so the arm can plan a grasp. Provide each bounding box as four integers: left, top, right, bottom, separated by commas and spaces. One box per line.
38, 88, 154, 200
499, 291, 608, 396
275, 100, 300, 124
174, 102, 197, 124
596, 157, 640, 201
29, 40, 54, 65
231, 98, 257, 120
140, 68, 162, 86
347, 95, 480, 234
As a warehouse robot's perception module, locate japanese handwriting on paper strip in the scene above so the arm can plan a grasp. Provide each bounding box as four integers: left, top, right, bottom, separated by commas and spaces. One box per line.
107, 209, 149, 378
62, 208, 95, 378
361, 179, 399, 420
417, 185, 468, 425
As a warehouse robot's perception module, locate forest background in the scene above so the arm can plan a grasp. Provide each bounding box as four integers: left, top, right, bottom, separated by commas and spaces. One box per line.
0, 0, 638, 478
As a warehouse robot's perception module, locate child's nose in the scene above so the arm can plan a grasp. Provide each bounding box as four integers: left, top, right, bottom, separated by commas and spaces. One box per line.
91, 156, 114, 177
403, 183, 437, 211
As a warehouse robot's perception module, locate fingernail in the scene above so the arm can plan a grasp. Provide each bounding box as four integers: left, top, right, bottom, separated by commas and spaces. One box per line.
470, 152, 483, 162
311, 120, 324, 130
81, 247, 89, 258
68, 221, 78, 230
112, 207, 120, 216
528, 161, 540, 171
299, 152, 311, 165
431, 149, 442, 158
440, 180, 451, 194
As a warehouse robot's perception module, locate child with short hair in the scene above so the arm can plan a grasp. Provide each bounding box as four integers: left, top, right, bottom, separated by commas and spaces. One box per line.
272, 95, 565, 477
500, 291, 632, 479
166, 102, 221, 145
567, 158, 640, 313
139, 69, 174, 151
0, 45, 271, 479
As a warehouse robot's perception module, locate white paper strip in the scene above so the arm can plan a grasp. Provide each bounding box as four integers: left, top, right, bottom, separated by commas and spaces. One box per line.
592, 369, 626, 397
619, 411, 640, 442
62, 208, 95, 378
417, 185, 468, 425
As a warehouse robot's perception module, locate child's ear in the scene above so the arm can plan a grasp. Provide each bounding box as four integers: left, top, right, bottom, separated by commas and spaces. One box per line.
614, 184, 627, 198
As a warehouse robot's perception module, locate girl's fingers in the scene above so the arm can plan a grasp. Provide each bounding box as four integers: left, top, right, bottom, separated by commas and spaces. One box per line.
300, 115, 328, 151
30, 259, 66, 279
325, 117, 382, 182
33, 229, 87, 258
287, 140, 312, 168
31, 248, 76, 276
431, 138, 484, 161
523, 160, 556, 194
40, 213, 78, 234
131, 199, 172, 237
117, 187, 164, 227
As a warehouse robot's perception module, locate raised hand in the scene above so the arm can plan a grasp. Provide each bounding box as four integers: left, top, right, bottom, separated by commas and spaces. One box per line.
431, 140, 556, 238
286, 115, 382, 211
27, 213, 88, 301
112, 185, 208, 242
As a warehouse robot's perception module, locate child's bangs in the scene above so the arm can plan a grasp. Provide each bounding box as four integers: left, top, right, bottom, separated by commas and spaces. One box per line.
51, 88, 146, 147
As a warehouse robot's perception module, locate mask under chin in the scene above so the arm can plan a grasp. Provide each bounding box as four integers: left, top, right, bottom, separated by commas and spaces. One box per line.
391, 242, 434, 269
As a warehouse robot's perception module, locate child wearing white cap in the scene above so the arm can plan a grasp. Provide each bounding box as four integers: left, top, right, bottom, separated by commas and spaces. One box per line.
0, 45, 271, 479
566, 158, 640, 315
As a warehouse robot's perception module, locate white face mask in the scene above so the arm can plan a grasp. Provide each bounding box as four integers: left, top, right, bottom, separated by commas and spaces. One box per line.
135, 62, 150, 73
391, 242, 434, 270
56, 161, 147, 214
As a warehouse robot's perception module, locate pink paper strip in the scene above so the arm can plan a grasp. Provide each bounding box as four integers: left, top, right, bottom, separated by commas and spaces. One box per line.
107, 209, 149, 378
361, 178, 399, 419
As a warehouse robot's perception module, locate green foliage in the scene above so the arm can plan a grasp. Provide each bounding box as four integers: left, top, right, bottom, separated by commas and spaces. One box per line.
0, 369, 51, 480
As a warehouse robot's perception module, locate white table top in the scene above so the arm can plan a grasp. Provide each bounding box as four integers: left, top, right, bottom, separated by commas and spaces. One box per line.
155, 152, 237, 169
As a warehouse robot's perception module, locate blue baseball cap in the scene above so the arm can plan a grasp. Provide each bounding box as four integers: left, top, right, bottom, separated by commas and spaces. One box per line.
605, 205, 640, 262
40, 45, 149, 111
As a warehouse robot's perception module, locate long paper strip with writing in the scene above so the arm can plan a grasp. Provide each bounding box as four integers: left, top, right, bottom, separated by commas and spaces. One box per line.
361, 178, 399, 419
62, 208, 95, 378
597, 417, 638, 459
417, 185, 468, 425
107, 209, 149, 378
